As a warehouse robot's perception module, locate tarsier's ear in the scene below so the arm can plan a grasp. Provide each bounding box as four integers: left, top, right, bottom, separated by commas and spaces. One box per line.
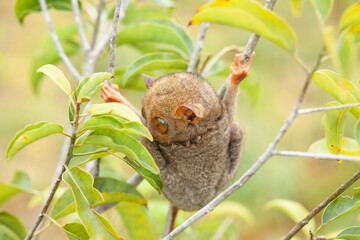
142, 74, 156, 89
176, 104, 204, 123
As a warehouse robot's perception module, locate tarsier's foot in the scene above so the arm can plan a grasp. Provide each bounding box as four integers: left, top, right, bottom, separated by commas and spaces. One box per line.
230, 52, 255, 85
100, 83, 123, 103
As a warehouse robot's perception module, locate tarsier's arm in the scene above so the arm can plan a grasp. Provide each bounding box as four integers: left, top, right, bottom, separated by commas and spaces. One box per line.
218, 53, 255, 123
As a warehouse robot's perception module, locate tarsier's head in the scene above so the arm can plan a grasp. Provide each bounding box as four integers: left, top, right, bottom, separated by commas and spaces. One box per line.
141, 72, 222, 143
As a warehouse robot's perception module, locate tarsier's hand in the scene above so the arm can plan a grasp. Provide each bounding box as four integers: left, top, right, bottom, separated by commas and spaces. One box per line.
100, 82, 123, 103
230, 52, 255, 85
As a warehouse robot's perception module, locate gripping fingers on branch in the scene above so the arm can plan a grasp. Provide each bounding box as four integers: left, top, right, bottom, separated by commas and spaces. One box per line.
230, 52, 255, 85
100, 83, 123, 103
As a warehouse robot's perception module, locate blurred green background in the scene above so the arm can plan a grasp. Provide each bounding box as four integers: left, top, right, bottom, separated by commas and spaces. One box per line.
1, 0, 360, 239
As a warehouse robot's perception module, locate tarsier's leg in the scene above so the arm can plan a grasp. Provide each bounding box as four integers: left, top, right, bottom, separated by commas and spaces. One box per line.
216, 122, 244, 191
227, 123, 244, 180
219, 53, 255, 123
101, 83, 143, 121
162, 205, 178, 237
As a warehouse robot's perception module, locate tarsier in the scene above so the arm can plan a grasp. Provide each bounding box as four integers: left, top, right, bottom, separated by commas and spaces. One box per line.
101, 53, 255, 212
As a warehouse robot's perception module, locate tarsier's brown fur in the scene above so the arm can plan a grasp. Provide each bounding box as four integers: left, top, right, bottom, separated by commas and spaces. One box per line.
101, 53, 255, 211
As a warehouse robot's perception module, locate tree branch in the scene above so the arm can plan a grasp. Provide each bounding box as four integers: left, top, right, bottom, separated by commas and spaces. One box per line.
283, 168, 360, 240
71, 0, 91, 58
38, 0, 81, 81
91, 0, 105, 49
108, 0, 123, 76
273, 150, 360, 163
187, 22, 210, 73
298, 102, 360, 115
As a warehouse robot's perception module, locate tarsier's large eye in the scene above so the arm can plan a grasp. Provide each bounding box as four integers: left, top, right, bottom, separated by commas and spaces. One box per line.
153, 117, 168, 134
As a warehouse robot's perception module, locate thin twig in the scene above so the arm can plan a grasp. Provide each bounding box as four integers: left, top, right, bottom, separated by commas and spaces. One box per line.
91, 0, 105, 49
298, 102, 360, 115
283, 168, 360, 240
71, 0, 91, 58
187, 22, 210, 73
38, 0, 81, 81
85, 0, 129, 76
273, 150, 360, 163
108, 0, 123, 76
25, 100, 82, 240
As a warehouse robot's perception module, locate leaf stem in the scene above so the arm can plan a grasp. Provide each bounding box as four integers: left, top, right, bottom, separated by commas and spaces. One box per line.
61, 132, 73, 138
294, 54, 311, 74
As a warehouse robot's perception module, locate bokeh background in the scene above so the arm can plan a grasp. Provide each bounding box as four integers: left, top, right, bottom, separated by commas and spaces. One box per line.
1, 0, 360, 239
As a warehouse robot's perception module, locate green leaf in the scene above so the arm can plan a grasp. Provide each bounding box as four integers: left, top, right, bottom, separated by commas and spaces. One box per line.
324, 26, 340, 71
308, 137, 360, 157
122, 2, 173, 25
323, 188, 360, 225
116, 202, 159, 240
339, 3, 360, 32
0, 212, 27, 240
312, 70, 360, 119
122, 156, 163, 194
310, 0, 334, 20
122, 52, 187, 86
69, 145, 109, 168
355, 120, 360, 145
337, 32, 357, 80
82, 130, 159, 175
0, 171, 32, 206
81, 115, 152, 140
37, 64, 72, 95
62, 167, 122, 239
117, 19, 194, 57
321, 102, 348, 154
347, 23, 360, 45
265, 199, 316, 238
63, 223, 90, 240
6, 122, 64, 162
291, 0, 305, 16
14, 0, 73, 24
51, 189, 75, 220
190, 0, 297, 53
11, 171, 32, 191
0, 230, 15, 240
30, 24, 80, 94
77, 72, 113, 99
51, 177, 145, 220
337, 227, 360, 240
87, 103, 141, 123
